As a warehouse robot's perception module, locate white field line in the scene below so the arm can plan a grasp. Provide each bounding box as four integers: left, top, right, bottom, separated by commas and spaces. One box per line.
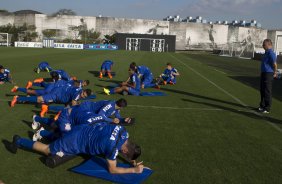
128, 104, 223, 111
169, 54, 282, 132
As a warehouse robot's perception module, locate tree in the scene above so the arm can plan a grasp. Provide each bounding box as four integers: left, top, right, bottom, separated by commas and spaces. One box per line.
42, 29, 57, 38
51, 9, 76, 16
0, 23, 38, 42
79, 29, 101, 44
103, 34, 116, 44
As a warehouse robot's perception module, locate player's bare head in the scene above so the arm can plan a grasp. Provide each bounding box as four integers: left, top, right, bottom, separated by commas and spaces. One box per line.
263, 39, 272, 50
116, 98, 127, 109
81, 89, 92, 98
50, 71, 59, 81
121, 140, 141, 160
0, 65, 4, 73
128, 66, 136, 75
130, 62, 137, 68
167, 63, 172, 69
83, 80, 90, 87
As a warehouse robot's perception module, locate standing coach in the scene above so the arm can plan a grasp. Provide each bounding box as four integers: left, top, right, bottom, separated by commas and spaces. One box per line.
258, 39, 277, 114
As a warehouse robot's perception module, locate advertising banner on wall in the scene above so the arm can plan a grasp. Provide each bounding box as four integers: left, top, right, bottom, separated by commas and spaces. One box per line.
54, 43, 83, 49
14, 42, 43, 48
84, 44, 118, 50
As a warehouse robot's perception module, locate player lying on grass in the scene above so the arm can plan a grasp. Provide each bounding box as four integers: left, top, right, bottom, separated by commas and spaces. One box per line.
104, 67, 141, 96
11, 86, 92, 107
35, 98, 128, 131
40, 98, 127, 119
0, 65, 14, 84
34, 61, 53, 73
32, 99, 133, 141
11, 72, 70, 96
32, 69, 75, 86
130, 62, 156, 88
156, 63, 180, 86
99, 60, 114, 79
12, 76, 89, 96
7, 123, 145, 174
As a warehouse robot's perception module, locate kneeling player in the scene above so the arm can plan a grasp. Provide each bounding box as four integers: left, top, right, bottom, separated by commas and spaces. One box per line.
99, 60, 114, 79
130, 62, 155, 88
0, 65, 14, 84
34, 61, 53, 73
7, 123, 144, 174
157, 63, 180, 86
104, 67, 140, 96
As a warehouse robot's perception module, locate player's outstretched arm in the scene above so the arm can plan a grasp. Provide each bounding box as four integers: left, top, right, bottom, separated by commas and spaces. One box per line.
107, 159, 144, 174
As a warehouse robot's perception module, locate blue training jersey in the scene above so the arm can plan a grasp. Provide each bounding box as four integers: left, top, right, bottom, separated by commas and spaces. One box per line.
74, 123, 128, 160
130, 73, 141, 91
163, 68, 178, 77
261, 49, 277, 73
45, 80, 71, 93
68, 80, 83, 88
38, 62, 51, 70
52, 70, 71, 81
137, 65, 151, 76
0, 69, 10, 82
103, 60, 114, 66
71, 100, 121, 122
53, 86, 82, 104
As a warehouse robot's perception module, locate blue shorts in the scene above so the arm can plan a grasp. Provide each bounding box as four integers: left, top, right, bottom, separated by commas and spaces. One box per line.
101, 63, 112, 71
35, 89, 48, 96
128, 87, 140, 96
42, 93, 57, 103
56, 109, 73, 133
162, 76, 176, 84
49, 127, 83, 156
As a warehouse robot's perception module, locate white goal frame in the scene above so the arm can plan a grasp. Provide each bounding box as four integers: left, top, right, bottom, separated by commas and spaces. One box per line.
0, 33, 9, 47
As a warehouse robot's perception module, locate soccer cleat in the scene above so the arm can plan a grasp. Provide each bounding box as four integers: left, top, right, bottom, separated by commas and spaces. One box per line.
32, 127, 44, 141
26, 81, 33, 89
10, 96, 18, 107
163, 81, 167, 85
103, 88, 111, 95
40, 104, 49, 117
257, 107, 264, 112
169, 81, 174, 85
54, 111, 61, 121
155, 85, 161, 90
36, 68, 40, 74
11, 86, 18, 93
46, 68, 50, 72
7, 135, 21, 154
99, 72, 103, 78
71, 76, 77, 80
262, 110, 270, 114
33, 78, 44, 83
32, 115, 40, 130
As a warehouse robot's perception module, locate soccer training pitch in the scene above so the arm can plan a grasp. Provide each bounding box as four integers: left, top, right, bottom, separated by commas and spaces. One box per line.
0, 47, 282, 184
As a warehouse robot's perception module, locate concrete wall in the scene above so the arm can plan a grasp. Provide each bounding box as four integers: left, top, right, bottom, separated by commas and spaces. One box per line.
95, 17, 169, 36
35, 14, 96, 40
0, 13, 272, 51
0, 15, 15, 26
268, 30, 282, 55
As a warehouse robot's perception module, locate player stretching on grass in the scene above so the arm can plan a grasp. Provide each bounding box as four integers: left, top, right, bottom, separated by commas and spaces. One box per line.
99, 60, 114, 79
156, 63, 180, 86
7, 123, 144, 174
0, 65, 14, 84
130, 62, 155, 88
11, 86, 92, 107
104, 67, 140, 96
34, 61, 53, 73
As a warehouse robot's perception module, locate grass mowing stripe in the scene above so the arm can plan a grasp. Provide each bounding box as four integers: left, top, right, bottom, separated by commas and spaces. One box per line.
169, 53, 282, 133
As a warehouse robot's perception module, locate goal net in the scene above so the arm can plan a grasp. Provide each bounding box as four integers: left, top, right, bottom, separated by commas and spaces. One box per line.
0, 33, 11, 47
219, 42, 255, 59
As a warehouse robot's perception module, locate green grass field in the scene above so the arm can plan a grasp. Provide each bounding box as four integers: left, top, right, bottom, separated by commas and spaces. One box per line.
0, 47, 282, 184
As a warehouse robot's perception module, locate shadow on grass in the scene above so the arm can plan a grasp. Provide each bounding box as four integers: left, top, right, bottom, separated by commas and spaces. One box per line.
160, 88, 249, 108
182, 98, 282, 125
230, 76, 282, 102
88, 71, 116, 78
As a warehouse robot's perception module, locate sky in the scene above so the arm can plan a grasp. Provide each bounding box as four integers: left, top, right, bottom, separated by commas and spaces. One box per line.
1, 0, 282, 29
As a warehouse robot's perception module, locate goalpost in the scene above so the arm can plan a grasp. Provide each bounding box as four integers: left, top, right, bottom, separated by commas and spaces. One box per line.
0, 33, 10, 47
